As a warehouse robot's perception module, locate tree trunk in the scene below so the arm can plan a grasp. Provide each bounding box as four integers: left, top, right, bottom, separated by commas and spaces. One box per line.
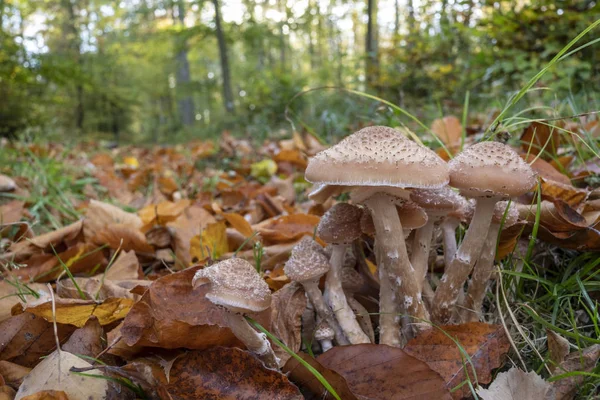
174, 0, 195, 126
393, 0, 400, 46
365, 0, 379, 91
62, 0, 84, 131
212, 0, 235, 114
277, 0, 286, 70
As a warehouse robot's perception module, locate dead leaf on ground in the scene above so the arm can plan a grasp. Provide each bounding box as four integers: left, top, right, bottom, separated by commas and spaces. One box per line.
432, 116, 463, 147
521, 154, 571, 186
83, 200, 142, 242
552, 344, 600, 400
6, 220, 83, 262
14, 350, 108, 400
61, 317, 104, 358
547, 330, 570, 373
119, 266, 270, 350
167, 205, 216, 268
476, 367, 552, 400
138, 200, 191, 231
269, 282, 306, 366
1, 201, 25, 225
56, 276, 150, 301
221, 212, 254, 238
92, 223, 153, 253
255, 214, 320, 244
0, 281, 49, 323
404, 322, 510, 399
0, 313, 75, 368
189, 220, 229, 262
540, 178, 589, 208
17, 297, 134, 328
284, 352, 358, 400
20, 390, 70, 399
0, 361, 31, 389
521, 121, 560, 158
157, 348, 303, 400
104, 250, 141, 280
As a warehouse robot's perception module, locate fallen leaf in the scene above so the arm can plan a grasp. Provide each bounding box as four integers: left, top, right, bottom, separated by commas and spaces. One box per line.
250, 159, 278, 181
20, 390, 69, 399
61, 317, 104, 358
83, 200, 142, 242
255, 214, 320, 244
404, 322, 510, 399
189, 221, 228, 262
56, 276, 149, 301
432, 116, 462, 147
0, 175, 17, 192
0, 201, 24, 225
119, 266, 270, 350
552, 344, 600, 400
221, 212, 254, 238
274, 149, 308, 169
0, 385, 16, 399
14, 350, 108, 400
104, 250, 141, 280
167, 205, 216, 268
0, 361, 31, 389
269, 282, 306, 366
0, 313, 75, 368
157, 348, 303, 399
92, 223, 153, 253
476, 367, 552, 400
19, 297, 134, 328
547, 330, 570, 373
138, 200, 191, 230
6, 221, 84, 262
284, 352, 358, 400
0, 281, 49, 322
521, 154, 571, 186
317, 344, 452, 399
521, 121, 560, 158
540, 178, 588, 208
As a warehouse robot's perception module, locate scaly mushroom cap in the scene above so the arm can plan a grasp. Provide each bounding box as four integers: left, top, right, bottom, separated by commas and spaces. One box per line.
492, 201, 519, 228
284, 237, 330, 282
449, 142, 537, 198
410, 187, 467, 214
314, 321, 335, 341
318, 203, 363, 245
305, 126, 449, 189
192, 258, 271, 314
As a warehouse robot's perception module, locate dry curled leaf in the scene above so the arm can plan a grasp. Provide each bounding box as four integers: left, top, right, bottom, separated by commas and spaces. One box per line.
6, 220, 84, 262
547, 330, 570, 373
552, 344, 600, 400
521, 121, 560, 158
61, 317, 104, 358
316, 344, 452, 400
167, 205, 216, 268
476, 367, 552, 400
221, 212, 254, 238
432, 116, 462, 147
189, 221, 229, 262
255, 214, 320, 244
138, 200, 191, 230
83, 200, 142, 242
404, 323, 510, 399
269, 282, 306, 366
157, 348, 303, 399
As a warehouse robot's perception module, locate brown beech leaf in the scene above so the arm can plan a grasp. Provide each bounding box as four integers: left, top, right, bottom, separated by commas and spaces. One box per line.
0, 281, 49, 323
104, 250, 142, 280
521, 154, 571, 186
119, 266, 270, 350
476, 367, 552, 400
540, 178, 589, 208
92, 223, 153, 253
20, 390, 70, 400
6, 220, 84, 262
518, 200, 588, 233
315, 344, 451, 400
0, 200, 24, 225
521, 121, 560, 158
0, 313, 75, 368
273, 149, 308, 169
404, 323, 510, 399
138, 200, 191, 230
83, 200, 142, 241
158, 348, 303, 399
221, 212, 254, 238
0, 361, 31, 389
61, 316, 104, 358
552, 344, 600, 400
547, 330, 570, 373
255, 214, 320, 244
432, 116, 463, 147
496, 222, 526, 260
270, 282, 306, 366
167, 204, 216, 268
284, 352, 358, 400
18, 297, 134, 328
56, 276, 150, 300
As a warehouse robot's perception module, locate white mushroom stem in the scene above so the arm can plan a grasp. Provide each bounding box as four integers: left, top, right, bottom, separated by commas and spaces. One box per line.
441, 217, 460, 267
223, 312, 279, 369
432, 196, 498, 324
378, 254, 403, 346
460, 222, 502, 322
411, 218, 435, 291
363, 193, 429, 334
301, 280, 350, 345
324, 245, 371, 344
319, 338, 333, 352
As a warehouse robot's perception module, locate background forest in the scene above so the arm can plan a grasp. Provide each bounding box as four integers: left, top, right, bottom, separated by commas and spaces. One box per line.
1, 0, 599, 143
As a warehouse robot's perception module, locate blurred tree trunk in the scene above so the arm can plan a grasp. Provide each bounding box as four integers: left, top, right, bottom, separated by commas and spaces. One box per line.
174, 0, 195, 126
365, 0, 379, 91
212, 0, 235, 113
393, 0, 400, 46
277, 0, 286, 70
62, 0, 84, 131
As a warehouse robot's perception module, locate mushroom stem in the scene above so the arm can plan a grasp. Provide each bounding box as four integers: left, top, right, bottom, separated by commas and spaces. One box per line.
320, 339, 333, 352
411, 218, 435, 291
441, 217, 460, 267
325, 245, 371, 344
364, 193, 429, 334
302, 280, 350, 345
223, 312, 279, 369
460, 222, 501, 322
378, 255, 402, 346
432, 196, 498, 323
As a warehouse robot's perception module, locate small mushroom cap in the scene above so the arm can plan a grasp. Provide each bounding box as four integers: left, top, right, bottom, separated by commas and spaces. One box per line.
410, 187, 468, 215
341, 267, 366, 294
449, 142, 537, 198
318, 203, 363, 245
284, 237, 330, 282
306, 126, 449, 189
492, 201, 519, 228
314, 321, 335, 341
309, 184, 349, 204
192, 258, 271, 313
360, 200, 428, 234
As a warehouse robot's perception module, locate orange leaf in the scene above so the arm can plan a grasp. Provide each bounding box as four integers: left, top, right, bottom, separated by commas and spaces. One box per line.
190, 221, 229, 261
521, 121, 560, 158
138, 200, 191, 229
432, 116, 462, 147
222, 212, 254, 238
256, 214, 320, 244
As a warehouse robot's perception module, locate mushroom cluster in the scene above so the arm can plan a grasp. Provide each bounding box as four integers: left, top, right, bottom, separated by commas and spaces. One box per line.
302, 126, 536, 348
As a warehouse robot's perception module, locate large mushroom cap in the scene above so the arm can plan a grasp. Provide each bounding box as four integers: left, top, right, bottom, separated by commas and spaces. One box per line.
318, 203, 363, 245
284, 237, 330, 282
305, 126, 449, 189
308, 183, 349, 204
449, 142, 537, 198
192, 258, 271, 313
410, 187, 467, 214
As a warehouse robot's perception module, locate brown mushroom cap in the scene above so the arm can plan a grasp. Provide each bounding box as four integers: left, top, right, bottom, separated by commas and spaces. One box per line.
314, 321, 335, 341
192, 258, 271, 314
449, 142, 537, 198
305, 126, 449, 189
492, 201, 519, 228
410, 187, 467, 215
318, 203, 363, 245
284, 237, 331, 282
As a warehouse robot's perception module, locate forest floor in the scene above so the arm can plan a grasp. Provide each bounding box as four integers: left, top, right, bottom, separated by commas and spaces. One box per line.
0, 119, 599, 399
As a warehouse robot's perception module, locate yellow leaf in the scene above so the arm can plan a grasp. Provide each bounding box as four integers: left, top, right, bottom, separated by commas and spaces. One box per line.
250, 159, 278, 180
123, 156, 139, 169
190, 221, 229, 261
365, 259, 378, 276
222, 213, 254, 238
